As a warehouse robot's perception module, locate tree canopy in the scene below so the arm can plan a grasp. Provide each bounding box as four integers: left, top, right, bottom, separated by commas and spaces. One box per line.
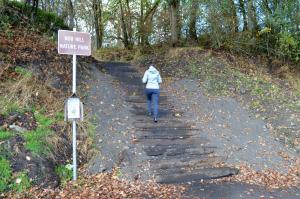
2, 0, 300, 62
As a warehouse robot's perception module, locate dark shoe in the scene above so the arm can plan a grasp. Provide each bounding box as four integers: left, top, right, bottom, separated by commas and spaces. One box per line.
154, 117, 158, 123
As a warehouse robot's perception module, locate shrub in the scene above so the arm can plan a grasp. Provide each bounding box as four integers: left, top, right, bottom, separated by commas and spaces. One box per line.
55, 164, 73, 186
2, 0, 68, 35
277, 32, 299, 61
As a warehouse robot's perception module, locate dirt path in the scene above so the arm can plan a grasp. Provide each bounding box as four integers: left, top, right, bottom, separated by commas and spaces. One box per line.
167, 79, 297, 173
86, 62, 299, 198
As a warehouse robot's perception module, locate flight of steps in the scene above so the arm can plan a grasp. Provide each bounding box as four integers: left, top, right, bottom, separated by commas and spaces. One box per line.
100, 62, 237, 184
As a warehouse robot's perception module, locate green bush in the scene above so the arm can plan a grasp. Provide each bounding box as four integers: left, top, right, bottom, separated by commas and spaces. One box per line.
55, 164, 73, 186
0, 157, 12, 192
277, 32, 299, 61
2, 0, 68, 35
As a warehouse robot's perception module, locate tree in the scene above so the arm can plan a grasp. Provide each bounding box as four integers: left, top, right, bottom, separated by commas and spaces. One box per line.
93, 0, 103, 49
238, 0, 248, 31
188, 0, 199, 41
168, 0, 180, 46
228, 0, 238, 32
119, 0, 131, 49
68, 0, 75, 29
139, 0, 161, 46
248, 0, 259, 34
24, 0, 39, 20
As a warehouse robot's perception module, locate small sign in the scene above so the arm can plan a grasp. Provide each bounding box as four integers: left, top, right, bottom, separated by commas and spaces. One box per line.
58, 30, 91, 56
65, 97, 83, 121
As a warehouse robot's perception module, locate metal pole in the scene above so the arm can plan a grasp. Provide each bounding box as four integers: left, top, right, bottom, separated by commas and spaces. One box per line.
72, 27, 77, 181
72, 120, 77, 180
72, 28, 77, 94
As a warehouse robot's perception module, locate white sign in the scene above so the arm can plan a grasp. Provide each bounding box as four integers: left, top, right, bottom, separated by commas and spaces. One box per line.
65, 97, 83, 121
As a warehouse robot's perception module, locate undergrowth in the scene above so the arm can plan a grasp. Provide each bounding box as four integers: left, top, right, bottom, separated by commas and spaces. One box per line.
10, 171, 31, 193
55, 164, 73, 186
0, 65, 96, 193
0, 157, 12, 192
0, 130, 14, 141
0, 0, 68, 36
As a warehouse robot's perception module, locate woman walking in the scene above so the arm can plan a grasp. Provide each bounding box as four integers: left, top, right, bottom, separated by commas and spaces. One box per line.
142, 65, 162, 122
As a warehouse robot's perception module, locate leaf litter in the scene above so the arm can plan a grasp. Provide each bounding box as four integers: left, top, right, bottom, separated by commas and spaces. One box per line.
6, 171, 185, 199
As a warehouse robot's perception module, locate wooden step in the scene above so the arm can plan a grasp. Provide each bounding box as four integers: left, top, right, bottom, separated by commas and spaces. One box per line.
156, 167, 238, 183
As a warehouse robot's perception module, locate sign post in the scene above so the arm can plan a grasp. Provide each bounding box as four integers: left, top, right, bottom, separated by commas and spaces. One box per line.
72, 28, 77, 181
58, 28, 91, 181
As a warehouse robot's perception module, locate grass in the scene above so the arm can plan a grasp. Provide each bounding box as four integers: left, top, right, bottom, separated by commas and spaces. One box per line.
23, 128, 51, 156
10, 171, 31, 193
35, 112, 54, 127
0, 130, 14, 141
0, 157, 12, 192
0, 87, 56, 156
15, 66, 32, 78
55, 111, 64, 121
185, 56, 286, 104
112, 167, 123, 179
0, 97, 21, 116
23, 112, 54, 156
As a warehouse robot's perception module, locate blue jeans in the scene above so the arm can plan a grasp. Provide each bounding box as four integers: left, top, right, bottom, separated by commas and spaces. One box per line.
145, 89, 160, 118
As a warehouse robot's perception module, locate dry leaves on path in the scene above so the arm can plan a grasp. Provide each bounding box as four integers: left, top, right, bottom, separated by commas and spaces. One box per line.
6, 172, 185, 199
212, 158, 300, 190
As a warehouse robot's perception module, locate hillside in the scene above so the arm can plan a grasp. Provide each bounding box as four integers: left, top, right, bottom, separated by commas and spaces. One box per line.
0, 1, 93, 195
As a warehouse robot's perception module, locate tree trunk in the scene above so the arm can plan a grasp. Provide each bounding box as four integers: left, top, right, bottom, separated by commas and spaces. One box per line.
125, 0, 133, 45
139, 0, 161, 46
31, 0, 39, 21
228, 0, 238, 32
119, 0, 130, 49
248, 0, 259, 35
68, 0, 75, 29
238, 0, 248, 31
139, 0, 144, 45
93, 0, 103, 49
169, 0, 180, 46
188, 0, 198, 41
296, 1, 300, 31
263, 0, 272, 14
25, 0, 31, 5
